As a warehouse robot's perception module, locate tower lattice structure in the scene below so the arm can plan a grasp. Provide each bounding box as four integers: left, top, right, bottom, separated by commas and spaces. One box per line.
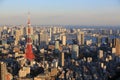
25, 15, 35, 60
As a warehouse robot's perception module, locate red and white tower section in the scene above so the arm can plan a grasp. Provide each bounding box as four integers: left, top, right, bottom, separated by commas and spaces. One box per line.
25, 16, 35, 60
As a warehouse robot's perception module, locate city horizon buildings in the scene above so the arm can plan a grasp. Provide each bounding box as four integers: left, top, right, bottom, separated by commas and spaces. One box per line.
0, 0, 120, 80
0, 18, 120, 80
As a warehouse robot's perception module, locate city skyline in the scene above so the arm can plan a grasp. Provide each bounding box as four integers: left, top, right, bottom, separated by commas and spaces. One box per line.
0, 0, 120, 26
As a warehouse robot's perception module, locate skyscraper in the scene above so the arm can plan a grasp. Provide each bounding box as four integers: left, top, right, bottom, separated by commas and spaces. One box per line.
38, 32, 49, 48
114, 38, 120, 56
15, 29, 21, 45
25, 15, 35, 61
55, 40, 59, 50
104, 37, 109, 45
97, 35, 102, 47
49, 27, 52, 41
62, 35, 66, 46
0, 62, 6, 80
109, 29, 112, 35
72, 44, 79, 59
33, 34, 39, 45
77, 31, 84, 45
0, 27, 2, 38
59, 52, 64, 67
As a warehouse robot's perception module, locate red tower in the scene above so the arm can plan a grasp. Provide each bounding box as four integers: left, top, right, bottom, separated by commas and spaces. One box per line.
25, 15, 35, 60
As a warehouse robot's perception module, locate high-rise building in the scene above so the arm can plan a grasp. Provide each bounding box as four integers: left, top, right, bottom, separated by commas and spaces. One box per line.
20, 26, 24, 36
38, 32, 49, 48
109, 29, 112, 35
49, 27, 52, 41
53, 27, 57, 34
86, 39, 92, 45
77, 31, 84, 45
114, 38, 120, 56
15, 30, 21, 45
97, 35, 102, 47
112, 39, 115, 47
55, 40, 59, 50
0, 62, 7, 80
117, 30, 119, 34
59, 52, 64, 67
0, 62, 11, 80
62, 35, 66, 46
72, 44, 79, 59
112, 48, 116, 54
33, 34, 39, 45
98, 50, 103, 59
25, 15, 35, 60
0, 27, 2, 38
104, 37, 109, 45
102, 29, 107, 35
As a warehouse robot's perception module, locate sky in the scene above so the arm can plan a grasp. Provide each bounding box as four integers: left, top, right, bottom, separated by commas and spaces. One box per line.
0, 0, 120, 26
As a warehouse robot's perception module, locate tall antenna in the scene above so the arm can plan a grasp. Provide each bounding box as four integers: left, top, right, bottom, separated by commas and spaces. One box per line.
27, 12, 30, 25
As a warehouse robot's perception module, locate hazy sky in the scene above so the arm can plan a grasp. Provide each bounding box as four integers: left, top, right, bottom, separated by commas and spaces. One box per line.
0, 0, 120, 25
